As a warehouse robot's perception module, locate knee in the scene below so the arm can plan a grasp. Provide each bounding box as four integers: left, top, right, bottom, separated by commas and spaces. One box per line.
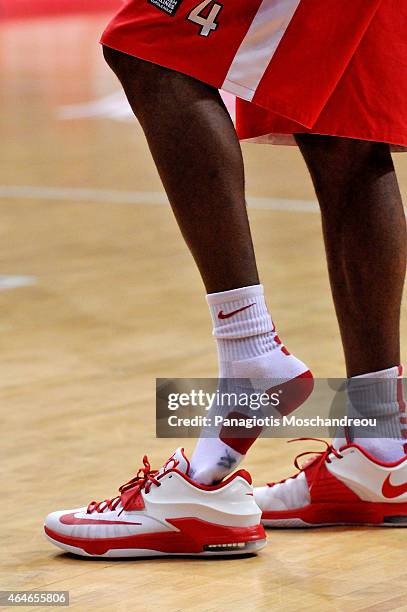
295, 134, 393, 203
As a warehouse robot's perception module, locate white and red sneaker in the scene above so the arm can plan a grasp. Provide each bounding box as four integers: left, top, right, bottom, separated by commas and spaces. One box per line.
44, 448, 266, 557
255, 438, 407, 527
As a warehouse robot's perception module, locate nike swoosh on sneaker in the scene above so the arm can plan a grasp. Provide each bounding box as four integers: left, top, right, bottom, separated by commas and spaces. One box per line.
382, 475, 407, 499
60, 513, 142, 526
218, 303, 256, 319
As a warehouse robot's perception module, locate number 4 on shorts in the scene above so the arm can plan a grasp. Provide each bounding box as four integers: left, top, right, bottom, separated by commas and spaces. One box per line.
187, 0, 223, 37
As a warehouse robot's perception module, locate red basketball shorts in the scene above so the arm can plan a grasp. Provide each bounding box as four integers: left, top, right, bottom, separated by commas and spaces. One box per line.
101, 0, 407, 150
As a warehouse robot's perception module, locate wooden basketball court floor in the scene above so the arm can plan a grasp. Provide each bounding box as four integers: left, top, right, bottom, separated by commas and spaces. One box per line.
1, 13, 407, 612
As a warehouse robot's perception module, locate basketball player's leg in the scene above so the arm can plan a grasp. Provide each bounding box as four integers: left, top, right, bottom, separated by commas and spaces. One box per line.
253, 136, 407, 528
295, 134, 406, 461
295, 134, 405, 378
103, 47, 312, 483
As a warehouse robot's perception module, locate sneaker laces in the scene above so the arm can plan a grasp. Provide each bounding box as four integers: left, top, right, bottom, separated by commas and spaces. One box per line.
267, 437, 344, 488
87, 455, 160, 515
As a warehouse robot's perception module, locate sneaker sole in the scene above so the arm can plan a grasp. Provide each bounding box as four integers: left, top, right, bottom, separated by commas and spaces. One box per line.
44, 519, 267, 558
261, 501, 407, 528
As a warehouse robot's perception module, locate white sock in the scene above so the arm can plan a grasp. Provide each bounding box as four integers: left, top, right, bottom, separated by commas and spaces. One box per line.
334, 365, 406, 462
189, 284, 312, 484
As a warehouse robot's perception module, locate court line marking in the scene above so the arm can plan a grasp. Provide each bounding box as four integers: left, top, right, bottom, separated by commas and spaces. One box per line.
0, 275, 37, 291
0, 185, 318, 213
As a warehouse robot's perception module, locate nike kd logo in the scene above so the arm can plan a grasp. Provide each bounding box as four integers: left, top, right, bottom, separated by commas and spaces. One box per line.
218, 303, 256, 320
60, 513, 142, 526
382, 474, 407, 499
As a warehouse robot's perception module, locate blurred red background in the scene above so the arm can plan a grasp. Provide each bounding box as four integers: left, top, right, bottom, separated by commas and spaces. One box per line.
1, 0, 121, 19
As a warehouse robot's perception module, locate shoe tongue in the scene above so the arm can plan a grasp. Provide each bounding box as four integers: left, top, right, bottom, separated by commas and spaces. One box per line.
158, 448, 190, 477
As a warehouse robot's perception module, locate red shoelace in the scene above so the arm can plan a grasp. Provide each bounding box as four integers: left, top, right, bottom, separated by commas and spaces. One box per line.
87, 455, 160, 515
267, 437, 344, 487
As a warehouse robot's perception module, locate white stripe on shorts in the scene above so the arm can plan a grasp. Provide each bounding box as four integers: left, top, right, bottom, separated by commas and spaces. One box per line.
222, 0, 301, 101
